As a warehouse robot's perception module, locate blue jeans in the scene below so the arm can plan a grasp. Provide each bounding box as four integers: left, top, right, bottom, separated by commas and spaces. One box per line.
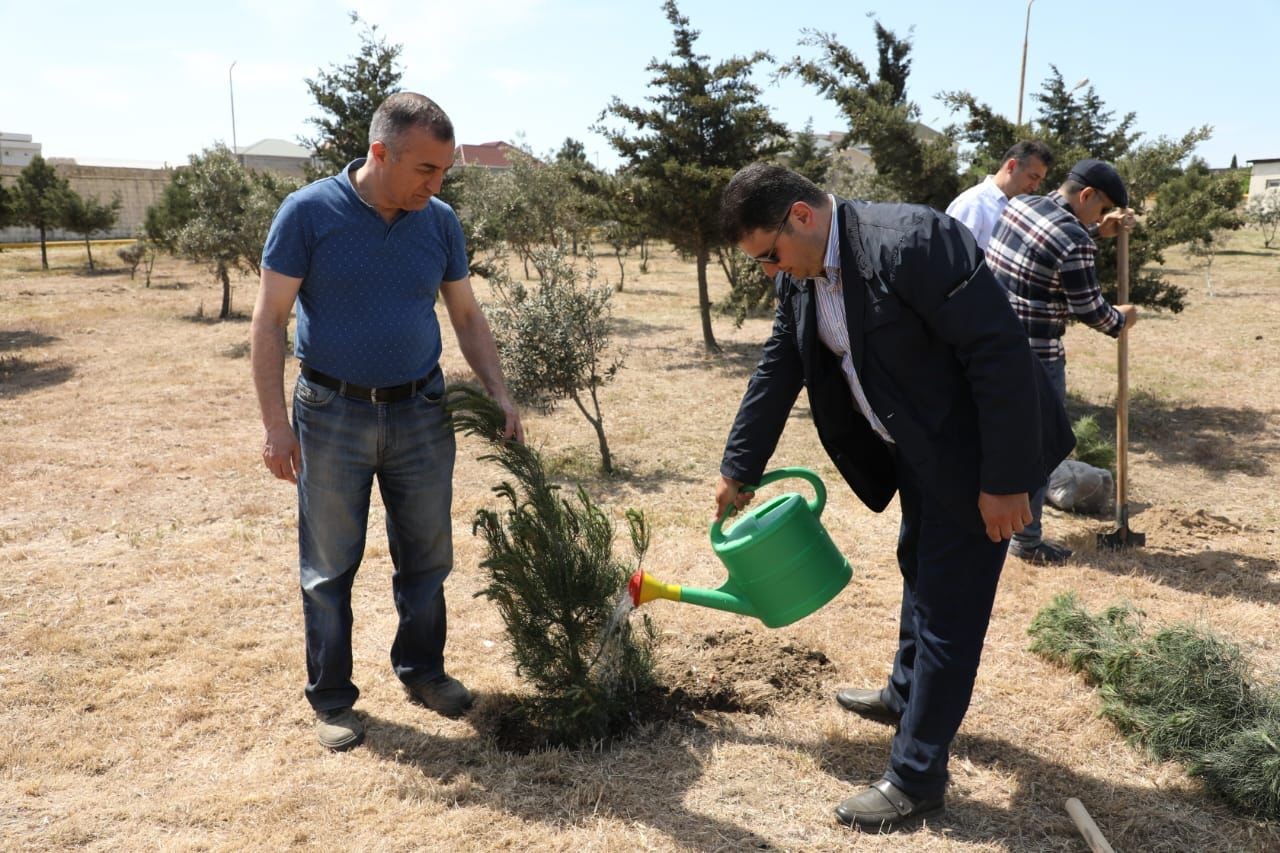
292, 373, 455, 712
1013, 356, 1068, 549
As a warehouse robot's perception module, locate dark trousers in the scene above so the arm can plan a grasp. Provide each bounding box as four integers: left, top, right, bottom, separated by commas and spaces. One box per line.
880, 461, 1009, 800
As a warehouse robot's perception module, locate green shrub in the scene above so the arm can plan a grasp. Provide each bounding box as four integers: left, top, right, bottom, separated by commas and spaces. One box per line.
1071, 414, 1115, 473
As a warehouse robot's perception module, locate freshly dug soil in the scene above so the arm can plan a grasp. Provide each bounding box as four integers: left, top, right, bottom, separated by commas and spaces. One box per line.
477, 628, 836, 752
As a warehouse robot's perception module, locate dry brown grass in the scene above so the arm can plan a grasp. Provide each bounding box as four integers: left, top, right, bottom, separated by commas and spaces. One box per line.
3, 230, 1279, 851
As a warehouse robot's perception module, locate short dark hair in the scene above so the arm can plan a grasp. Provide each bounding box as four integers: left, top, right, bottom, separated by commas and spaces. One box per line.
369, 92, 454, 156
720, 162, 827, 244
1001, 139, 1054, 170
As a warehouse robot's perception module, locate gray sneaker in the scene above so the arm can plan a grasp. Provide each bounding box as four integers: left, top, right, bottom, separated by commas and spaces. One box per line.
316, 707, 365, 751
405, 675, 474, 718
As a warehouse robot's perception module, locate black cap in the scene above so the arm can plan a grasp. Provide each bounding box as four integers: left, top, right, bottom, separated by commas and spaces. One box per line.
1067, 158, 1128, 208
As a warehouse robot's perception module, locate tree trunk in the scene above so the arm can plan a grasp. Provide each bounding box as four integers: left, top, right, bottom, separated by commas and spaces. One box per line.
83, 234, 95, 271
570, 389, 613, 474
615, 252, 626, 291
39, 225, 48, 270
696, 246, 720, 353
219, 262, 232, 319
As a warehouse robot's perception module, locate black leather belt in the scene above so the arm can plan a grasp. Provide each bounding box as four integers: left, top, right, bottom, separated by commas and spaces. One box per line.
300, 364, 438, 403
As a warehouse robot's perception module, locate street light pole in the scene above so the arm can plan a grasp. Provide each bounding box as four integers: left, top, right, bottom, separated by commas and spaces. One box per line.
229, 60, 241, 164
1016, 0, 1035, 127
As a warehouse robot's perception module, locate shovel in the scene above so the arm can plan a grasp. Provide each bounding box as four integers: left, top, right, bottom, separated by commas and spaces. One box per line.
1098, 229, 1145, 549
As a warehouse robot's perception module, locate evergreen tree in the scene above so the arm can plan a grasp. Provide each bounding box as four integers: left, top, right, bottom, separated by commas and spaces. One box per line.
1230, 154, 1238, 169
299, 12, 403, 179
448, 385, 656, 746
60, 191, 120, 271
11, 155, 72, 270
0, 183, 14, 230
598, 0, 784, 353
785, 118, 832, 186
145, 166, 196, 255
1149, 160, 1244, 296
943, 67, 1222, 313
782, 23, 960, 209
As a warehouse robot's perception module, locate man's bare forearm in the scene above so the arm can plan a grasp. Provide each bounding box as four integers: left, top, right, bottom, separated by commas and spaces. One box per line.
251, 317, 290, 430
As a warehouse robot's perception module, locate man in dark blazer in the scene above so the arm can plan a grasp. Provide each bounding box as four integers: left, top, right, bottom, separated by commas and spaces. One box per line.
716, 163, 1073, 831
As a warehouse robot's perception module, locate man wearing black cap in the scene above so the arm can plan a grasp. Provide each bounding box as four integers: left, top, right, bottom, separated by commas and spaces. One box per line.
986, 158, 1139, 564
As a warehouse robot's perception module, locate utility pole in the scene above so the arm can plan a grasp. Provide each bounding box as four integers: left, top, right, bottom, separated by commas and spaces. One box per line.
1016, 0, 1035, 127
229, 60, 241, 165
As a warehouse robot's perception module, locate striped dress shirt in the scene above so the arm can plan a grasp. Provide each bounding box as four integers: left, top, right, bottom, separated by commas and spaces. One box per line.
811, 196, 894, 444
986, 191, 1125, 361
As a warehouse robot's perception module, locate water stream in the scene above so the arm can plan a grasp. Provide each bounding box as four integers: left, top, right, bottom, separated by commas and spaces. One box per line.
587, 588, 637, 692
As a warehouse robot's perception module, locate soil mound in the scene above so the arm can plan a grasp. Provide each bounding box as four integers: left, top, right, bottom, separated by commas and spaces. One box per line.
479, 628, 835, 752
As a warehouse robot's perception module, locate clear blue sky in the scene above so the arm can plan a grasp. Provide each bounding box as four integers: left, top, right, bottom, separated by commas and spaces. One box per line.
4, 0, 1274, 172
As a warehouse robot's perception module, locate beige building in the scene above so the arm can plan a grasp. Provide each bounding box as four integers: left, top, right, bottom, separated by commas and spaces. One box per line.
235, 138, 317, 180
792, 123, 945, 174
1247, 158, 1280, 198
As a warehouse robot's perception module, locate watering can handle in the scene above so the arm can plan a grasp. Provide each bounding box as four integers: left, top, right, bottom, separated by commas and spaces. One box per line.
711, 466, 827, 540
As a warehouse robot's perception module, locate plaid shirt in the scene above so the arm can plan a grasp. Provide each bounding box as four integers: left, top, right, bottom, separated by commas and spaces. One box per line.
987, 191, 1124, 361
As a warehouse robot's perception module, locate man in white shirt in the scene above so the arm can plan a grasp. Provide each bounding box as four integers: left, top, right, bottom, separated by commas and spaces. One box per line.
946, 141, 1054, 250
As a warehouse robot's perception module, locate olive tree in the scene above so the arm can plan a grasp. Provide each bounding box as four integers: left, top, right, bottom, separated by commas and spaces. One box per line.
164, 144, 294, 319
1243, 189, 1280, 249
484, 243, 622, 473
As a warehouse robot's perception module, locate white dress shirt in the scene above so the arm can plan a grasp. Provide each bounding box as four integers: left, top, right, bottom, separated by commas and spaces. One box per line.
945, 175, 1008, 250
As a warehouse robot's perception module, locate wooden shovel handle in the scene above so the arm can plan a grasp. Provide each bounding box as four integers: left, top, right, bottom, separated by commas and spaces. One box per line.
1065, 798, 1116, 853
1115, 230, 1131, 523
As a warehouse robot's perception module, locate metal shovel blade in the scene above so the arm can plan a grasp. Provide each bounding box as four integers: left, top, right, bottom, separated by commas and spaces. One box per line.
1098, 510, 1145, 550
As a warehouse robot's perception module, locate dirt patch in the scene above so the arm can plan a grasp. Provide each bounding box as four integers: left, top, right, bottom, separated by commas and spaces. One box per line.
656, 628, 835, 713
1137, 506, 1248, 549
475, 629, 836, 753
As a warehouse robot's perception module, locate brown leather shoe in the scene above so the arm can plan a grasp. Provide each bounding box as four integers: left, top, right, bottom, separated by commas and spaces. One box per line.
834, 779, 944, 831
835, 687, 901, 725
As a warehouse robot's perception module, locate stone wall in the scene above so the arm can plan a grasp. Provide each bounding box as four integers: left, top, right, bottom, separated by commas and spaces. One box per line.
0, 162, 172, 243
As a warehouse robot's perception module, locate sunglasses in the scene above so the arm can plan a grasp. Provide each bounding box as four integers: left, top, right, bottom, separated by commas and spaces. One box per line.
748, 202, 795, 265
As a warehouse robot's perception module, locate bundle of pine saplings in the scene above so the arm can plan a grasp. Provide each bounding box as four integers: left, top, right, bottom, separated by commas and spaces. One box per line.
447, 383, 656, 747
1029, 592, 1280, 820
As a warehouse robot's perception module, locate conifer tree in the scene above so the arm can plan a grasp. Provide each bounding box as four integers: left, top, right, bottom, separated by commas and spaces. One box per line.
61, 191, 120, 271
785, 118, 832, 186
782, 22, 961, 210
300, 12, 403, 179
599, 0, 784, 353
448, 385, 655, 746
11, 155, 72, 270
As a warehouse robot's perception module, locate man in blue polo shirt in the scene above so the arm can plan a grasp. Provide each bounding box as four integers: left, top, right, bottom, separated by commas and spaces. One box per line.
251, 92, 523, 751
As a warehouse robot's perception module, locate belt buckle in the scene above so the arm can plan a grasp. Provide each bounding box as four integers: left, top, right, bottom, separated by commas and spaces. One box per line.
369, 386, 382, 404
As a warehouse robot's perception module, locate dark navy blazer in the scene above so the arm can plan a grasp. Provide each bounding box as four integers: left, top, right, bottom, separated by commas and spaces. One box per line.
721, 199, 1075, 534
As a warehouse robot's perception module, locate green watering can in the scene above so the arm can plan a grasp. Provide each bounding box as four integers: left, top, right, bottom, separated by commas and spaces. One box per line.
628, 467, 852, 628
